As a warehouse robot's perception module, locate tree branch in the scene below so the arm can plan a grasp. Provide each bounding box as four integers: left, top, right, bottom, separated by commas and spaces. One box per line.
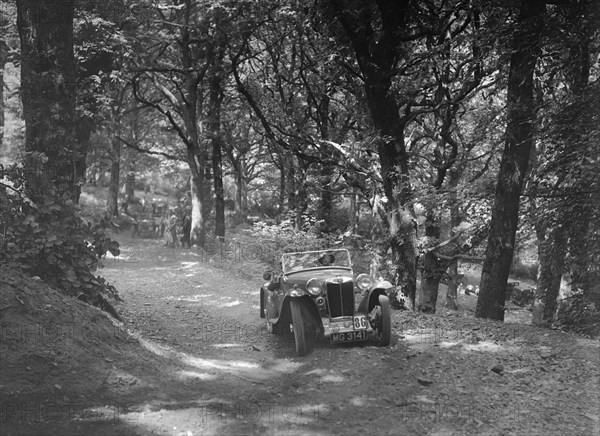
115, 136, 185, 162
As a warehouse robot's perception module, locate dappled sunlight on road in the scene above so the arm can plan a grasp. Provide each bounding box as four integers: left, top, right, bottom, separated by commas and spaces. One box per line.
164, 294, 215, 302
180, 262, 200, 268
349, 396, 376, 407
266, 359, 306, 374
211, 343, 245, 348
218, 299, 242, 307
163, 293, 243, 308
177, 370, 217, 381
86, 397, 338, 436
305, 367, 350, 384
100, 333, 339, 435
320, 374, 345, 383
182, 355, 261, 371
136, 333, 306, 384
461, 341, 505, 352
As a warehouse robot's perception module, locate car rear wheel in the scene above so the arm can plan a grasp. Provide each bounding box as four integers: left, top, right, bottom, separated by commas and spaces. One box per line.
290, 299, 309, 356
375, 295, 391, 346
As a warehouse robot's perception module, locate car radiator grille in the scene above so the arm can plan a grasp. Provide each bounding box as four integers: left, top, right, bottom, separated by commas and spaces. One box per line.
326, 281, 354, 317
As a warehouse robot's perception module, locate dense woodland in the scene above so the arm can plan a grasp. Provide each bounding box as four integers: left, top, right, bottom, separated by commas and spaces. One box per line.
0, 0, 598, 331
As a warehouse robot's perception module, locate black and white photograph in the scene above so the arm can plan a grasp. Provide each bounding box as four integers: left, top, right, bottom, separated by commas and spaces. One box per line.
0, 0, 598, 435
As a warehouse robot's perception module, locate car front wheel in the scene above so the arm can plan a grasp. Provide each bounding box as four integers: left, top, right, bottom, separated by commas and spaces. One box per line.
290, 299, 309, 356
375, 295, 391, 346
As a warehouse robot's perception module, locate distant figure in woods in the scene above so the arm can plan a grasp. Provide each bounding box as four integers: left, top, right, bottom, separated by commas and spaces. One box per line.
181, 214, 191, 248
165, 214, 178, 247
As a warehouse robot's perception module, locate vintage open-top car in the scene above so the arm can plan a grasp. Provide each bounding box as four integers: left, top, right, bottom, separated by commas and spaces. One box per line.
260, 249, 393, 356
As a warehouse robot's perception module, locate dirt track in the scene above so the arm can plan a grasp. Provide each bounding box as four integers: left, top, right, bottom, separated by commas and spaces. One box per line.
2, 235, 599, 435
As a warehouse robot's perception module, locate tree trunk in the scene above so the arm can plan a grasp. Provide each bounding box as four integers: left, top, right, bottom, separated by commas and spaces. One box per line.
446, 260, 460, 310
190, 170, 205, 247
317, 168, 333, 230
476, 0, 545, 321
445, 170, 462, 310
330, 0, 417, 309
535, 226, 567, 324
284, 152, 296, 213
107, 136, 120, 217
209, 68, 225, 238
564, 0, 594, 300
213, 150, 224, 238
569, 203, 591, 294
72, 116, 93, 203
181, 0, 206, 247
387, 204, 417, 310
316, 96, 333, 230
293, 160, 309, 230
234, 163, 247, 216
418, 214, 442, 313
17, 0, 80, 202
278, 155, 286, 214
124, 172, 135, 203
349, 189, 359, 233
0, 39, 7, 148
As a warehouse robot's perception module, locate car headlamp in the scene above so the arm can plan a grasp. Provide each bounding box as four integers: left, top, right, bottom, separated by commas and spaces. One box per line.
306, 278, 322, 296
356, 274, 373, 291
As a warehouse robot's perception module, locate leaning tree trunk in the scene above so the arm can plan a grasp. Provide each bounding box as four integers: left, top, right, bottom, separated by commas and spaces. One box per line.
476, 0, 545, 321
367, 83, 417, 309
17, 0, 80, 202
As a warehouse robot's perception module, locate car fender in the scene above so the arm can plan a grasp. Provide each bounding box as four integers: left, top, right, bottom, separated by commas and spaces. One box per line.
273, 295, 322, 332
358, 280, 393, 313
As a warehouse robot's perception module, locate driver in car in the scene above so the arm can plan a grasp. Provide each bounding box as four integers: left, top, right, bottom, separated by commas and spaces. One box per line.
318, 253, 335, 266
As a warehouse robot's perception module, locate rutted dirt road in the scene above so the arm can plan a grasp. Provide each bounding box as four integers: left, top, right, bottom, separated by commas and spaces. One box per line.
2, 235, 598, 436
98, 237, 417, 435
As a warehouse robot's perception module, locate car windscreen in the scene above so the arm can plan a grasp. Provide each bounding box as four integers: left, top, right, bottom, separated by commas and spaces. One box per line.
281, 250, 351, 273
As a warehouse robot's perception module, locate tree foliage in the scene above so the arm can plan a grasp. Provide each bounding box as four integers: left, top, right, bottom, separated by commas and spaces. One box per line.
0, 161, 121, 318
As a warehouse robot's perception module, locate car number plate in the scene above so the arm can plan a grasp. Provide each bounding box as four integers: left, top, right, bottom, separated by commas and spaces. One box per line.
330, 330, 367, 343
